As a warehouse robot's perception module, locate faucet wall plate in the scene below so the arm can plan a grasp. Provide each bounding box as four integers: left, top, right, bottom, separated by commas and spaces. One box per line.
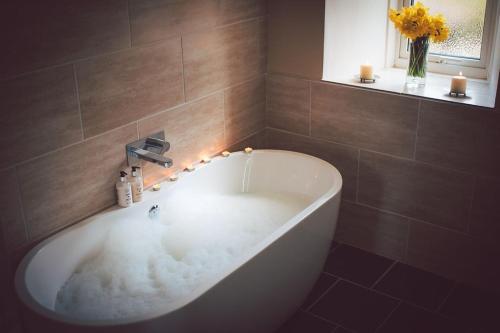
126, 131, 173, 168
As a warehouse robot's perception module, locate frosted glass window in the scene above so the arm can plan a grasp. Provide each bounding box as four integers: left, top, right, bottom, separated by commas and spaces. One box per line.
421, 0, 487, 59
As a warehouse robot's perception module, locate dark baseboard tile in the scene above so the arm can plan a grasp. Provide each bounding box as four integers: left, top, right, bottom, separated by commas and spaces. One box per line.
264, 128, 359, 201
0, 169, 27, 253
358, 150, 474, 232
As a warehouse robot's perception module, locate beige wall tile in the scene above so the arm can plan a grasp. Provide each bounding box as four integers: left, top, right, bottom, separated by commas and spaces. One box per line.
17, 125, 137, 240
311, 83, 419, 158
77, 39, 184, 138
138, 94, 225, 186
416, 100, 484, 174
267, 75, 310, 135
224, 76, 266, 145
407, 220, 500, 291
358, 151, 474, 232
469, 177, 500, 248
267, 0, 324, 80
217, 0, 267, 26
183, 18, 266, 100
0, 66, 82, 169
0, 0, 130, 79
335, 201, 409, 261
129, 0, 218, 46
0, 169, 26, 252
265, 129, 358, 201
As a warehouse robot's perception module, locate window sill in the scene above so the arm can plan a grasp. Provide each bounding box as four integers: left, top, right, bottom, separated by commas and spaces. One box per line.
323, 67, 496, 109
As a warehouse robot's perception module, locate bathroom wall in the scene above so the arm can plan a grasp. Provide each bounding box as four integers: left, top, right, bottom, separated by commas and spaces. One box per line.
266, 0, 500, 291
0, 1, 267, 331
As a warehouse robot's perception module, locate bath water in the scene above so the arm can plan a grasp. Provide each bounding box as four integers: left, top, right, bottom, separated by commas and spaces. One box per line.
55, 189, 312, 320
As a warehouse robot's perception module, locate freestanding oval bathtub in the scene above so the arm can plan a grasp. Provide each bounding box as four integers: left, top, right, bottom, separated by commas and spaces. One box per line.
15, 150, 342, 333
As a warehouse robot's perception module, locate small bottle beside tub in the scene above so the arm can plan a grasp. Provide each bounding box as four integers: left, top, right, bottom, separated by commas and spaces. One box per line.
116, 171, 132, 208
130, 166, 144, 203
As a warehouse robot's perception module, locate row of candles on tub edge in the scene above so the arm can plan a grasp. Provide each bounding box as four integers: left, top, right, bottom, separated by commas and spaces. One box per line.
151, 147, 253, 191
360, 63, 467, 95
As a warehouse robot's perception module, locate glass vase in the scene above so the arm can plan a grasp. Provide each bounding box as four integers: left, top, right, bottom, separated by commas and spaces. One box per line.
406, 36, 429, 87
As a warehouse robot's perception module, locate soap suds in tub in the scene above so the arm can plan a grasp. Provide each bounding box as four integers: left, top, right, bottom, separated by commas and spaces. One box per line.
55, 189, 312, 320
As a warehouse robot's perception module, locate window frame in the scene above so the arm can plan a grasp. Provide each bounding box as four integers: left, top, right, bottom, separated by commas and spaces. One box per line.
393, 0, 498, 79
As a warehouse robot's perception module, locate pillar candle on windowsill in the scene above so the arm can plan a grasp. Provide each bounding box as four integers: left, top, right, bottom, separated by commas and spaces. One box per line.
360, 63, 373, 80
450, 72, 467, 94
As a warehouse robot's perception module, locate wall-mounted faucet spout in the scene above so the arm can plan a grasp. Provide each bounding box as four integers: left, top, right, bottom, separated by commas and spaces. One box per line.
126, 131, 173, 168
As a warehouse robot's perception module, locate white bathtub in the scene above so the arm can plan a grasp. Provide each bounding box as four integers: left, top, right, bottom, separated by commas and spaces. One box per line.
15, 150, 342, 333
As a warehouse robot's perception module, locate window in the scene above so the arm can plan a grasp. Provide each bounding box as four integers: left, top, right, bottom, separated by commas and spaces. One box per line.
395, 0, 498, 79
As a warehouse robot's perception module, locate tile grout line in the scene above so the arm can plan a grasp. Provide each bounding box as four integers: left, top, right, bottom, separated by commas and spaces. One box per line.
72, 64, 85, 141
370, 260, 398, 289
374, 300, 402, 333
412, 99, 421, 160
180, 36, 187, 103
304, 277, 342, 312
436, 281, 457, 313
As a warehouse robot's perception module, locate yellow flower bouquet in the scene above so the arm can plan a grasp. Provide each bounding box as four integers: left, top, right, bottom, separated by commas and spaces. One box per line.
389, 2, 450, 85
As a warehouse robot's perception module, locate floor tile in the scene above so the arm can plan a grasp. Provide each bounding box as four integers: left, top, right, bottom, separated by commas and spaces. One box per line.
324, 245, 394, 287
439, 284, 500, 333
302, 274, 338, 310
276, 311, 336, 333
310, 280, 398, 333
334, 327, 355, 333
378, 303, 466, 333
374, 263, 454, 311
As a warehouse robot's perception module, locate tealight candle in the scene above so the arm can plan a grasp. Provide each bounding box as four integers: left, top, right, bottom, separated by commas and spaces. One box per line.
244, 147, 253, 154
184, 165, 195, 172
221, 151, 230, 157
169, 174, 178, 181
450, 72, 467, 95
360, 63, 374, 80
201, 157, 211, 163
152, 184, 161, 191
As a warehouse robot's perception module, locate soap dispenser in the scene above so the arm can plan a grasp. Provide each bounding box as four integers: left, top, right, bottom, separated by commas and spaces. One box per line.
116, 171, 132, 207
131, 166, 144, 203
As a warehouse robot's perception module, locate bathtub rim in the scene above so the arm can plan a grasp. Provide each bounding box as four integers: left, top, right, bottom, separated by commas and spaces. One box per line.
14, 149, 342, 327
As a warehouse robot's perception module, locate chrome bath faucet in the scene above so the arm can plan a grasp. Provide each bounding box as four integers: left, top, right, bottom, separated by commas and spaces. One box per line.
126, 131, 173, 168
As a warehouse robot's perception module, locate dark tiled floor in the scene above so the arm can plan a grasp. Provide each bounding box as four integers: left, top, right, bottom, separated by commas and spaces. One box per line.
276, 244, 500, 333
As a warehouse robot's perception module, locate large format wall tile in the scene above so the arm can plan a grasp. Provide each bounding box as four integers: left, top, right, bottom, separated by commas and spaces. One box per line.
265, 129, 358, 201
17, 125, 137, 240
183, 18, 266, 100
416, 101, 483, 174
129, 0, 218, 46
469, 177, 500, 248
0, 169, 26, 252
217, 0, 267, 26
138, 93, 225, 185
478, 112, 500, 178
267, 75, 310, 135
406, 221, 500, 291
0, 66, 82, 169
224, 76, 266, 145
311, 83, 419, 158
77, 39, 184, 138
335, 201, 409, 261
0, 0, 130, 79
358, 151, 474, 232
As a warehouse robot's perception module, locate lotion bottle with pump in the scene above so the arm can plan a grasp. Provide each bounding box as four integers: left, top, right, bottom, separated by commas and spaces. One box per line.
116, 171, 132, 207
131, 166, 144, 202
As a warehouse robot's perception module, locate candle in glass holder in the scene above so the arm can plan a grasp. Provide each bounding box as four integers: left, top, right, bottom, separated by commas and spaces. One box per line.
360, 63, 373, 80
201, 157, 211, 163
152, 183, 161, 191
169, 174, 178, 181
450, 72, 467, 95
221, 151, 230, 157
185, 165, 195, 172
244, 147, 253, 154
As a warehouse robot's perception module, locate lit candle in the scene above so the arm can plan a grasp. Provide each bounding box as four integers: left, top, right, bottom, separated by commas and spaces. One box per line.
450, 72, 467, 95
221, 151, 230, 157
244, 147, 253, 154
184, 165, 195, 172
169, 174, 178, 181
360, 63, 373, 80
201, 157, 211, 163
152, 184, 161, 191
